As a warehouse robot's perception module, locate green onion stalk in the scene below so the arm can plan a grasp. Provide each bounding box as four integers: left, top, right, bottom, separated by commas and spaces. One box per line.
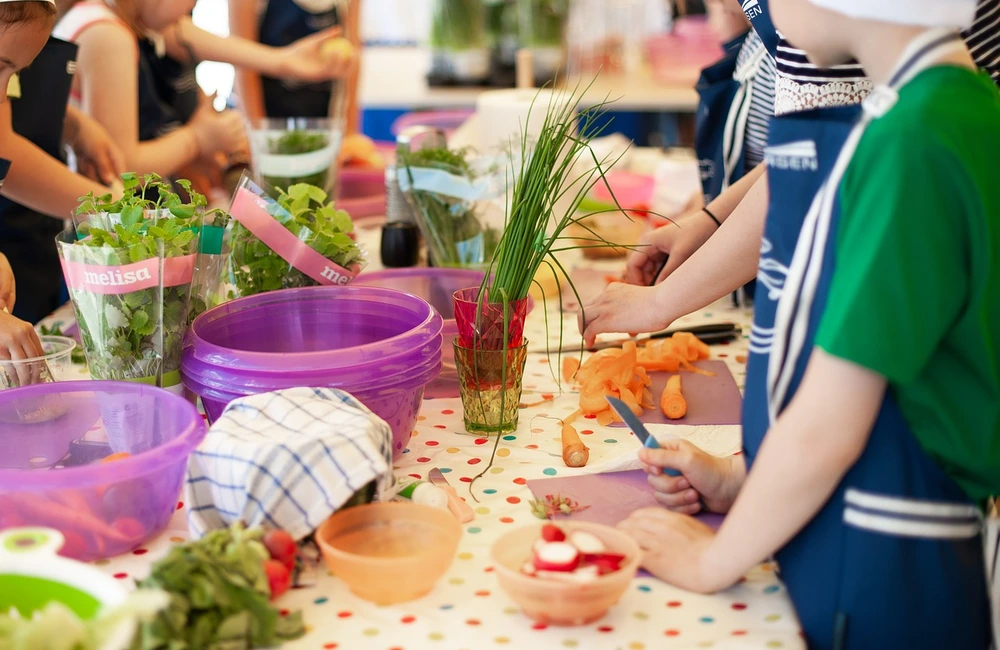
466, 78, 637, 492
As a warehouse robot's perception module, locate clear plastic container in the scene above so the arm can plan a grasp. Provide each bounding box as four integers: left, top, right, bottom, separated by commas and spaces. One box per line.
316, 502, 462, 605
491, 521, 641, 626
249, 117, 343, 195
0, 335, 77, 389
0, 382, 206, 560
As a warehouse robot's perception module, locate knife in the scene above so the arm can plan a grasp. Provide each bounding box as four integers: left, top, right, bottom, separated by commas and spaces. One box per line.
428, 468, 475, 523
535, 322, 741, 354
605, 396, 681, 478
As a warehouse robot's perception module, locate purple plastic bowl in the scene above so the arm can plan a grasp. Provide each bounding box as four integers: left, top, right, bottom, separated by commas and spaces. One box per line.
181, 286, 443, 458
0, 381, 206, 561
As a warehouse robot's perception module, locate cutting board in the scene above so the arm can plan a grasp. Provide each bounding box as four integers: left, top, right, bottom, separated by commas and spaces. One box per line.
526, 469, 724, 530
610, 359, 742, 427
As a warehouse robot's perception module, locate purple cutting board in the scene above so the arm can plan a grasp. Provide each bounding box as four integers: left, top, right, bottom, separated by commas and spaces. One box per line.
609, 359, 741, 427
526, 470, 724, 531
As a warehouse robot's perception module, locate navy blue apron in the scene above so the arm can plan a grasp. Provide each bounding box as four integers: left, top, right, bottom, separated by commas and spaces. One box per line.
695, 33, 748, 204
258, 0, 339, 118
0, 38, 77, 324
743, 31, 991, 649
138, 37, 200, 125
742, 0, 778, 57
135, 38, 185, 142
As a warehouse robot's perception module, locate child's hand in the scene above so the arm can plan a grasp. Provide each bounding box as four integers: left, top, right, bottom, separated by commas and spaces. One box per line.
0, 310, 44, 387
191, 104, 249, 160
278, 27, 355, 83
65, 108, 126, 186
625, 208, 718, 286
0, 253, 14, 312
578, 282, 672, 346
639, 441, 745, 515
617, 507, 725, 593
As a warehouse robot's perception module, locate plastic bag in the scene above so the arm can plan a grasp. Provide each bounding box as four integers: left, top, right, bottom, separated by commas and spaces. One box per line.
56, 211, 199, 393
200, 174, 367, 308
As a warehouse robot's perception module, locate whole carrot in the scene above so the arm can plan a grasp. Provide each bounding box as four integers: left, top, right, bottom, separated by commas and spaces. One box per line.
561, 422, 589, 468
15, 493, 131, 543
660, 374, 687, 420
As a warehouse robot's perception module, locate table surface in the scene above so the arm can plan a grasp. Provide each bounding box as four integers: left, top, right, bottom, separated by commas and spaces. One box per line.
359, 47, 700, 113
38, 227, 804, 650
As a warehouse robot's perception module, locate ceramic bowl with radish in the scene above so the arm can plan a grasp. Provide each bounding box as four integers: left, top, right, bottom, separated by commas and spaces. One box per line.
490, 521, 641, 626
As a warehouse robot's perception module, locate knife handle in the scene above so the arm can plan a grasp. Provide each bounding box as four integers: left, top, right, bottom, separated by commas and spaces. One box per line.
643, 436, 681, 477
442, 485, 475, 523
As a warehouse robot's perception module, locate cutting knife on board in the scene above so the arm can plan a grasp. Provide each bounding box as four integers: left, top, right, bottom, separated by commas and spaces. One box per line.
535, 322, 741, 354
605, 396, 681, 478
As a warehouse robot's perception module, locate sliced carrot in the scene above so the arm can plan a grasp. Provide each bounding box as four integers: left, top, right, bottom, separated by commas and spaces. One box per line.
596, 410, 615, 427
561, 422, 589, 468
680, 360, 716, 377
614, 381, 643, 416
102, 452, 131, 464
580, 389, 612, 414
564, 409, 582, 425
562, 357, 580, 383
15, 494, 131, 542
634, 366, 652, 387
660, 375, 687, 420
637, 358, 680, 372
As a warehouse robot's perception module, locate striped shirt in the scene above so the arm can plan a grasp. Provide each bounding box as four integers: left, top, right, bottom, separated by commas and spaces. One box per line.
735, 29, 776, 167
768, 0, 1000, 115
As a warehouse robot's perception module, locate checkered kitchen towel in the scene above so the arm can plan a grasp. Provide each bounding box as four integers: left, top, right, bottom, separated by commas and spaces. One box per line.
186, 387, 394, 541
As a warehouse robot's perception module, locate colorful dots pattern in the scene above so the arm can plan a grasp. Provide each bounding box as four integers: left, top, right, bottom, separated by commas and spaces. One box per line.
86, 302, 787, 649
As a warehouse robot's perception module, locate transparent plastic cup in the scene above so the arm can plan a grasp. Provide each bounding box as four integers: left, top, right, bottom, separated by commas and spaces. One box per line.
0, 336, 77, 389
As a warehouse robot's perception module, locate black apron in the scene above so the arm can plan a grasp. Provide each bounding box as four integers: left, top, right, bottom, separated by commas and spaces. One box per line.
258, 0, 339, 118
0, 38, 77, 324
135, 38, 185, 142
138, 38, 200, 125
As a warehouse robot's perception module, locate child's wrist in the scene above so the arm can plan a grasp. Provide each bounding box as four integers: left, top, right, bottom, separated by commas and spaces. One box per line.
702, 207, 722, 228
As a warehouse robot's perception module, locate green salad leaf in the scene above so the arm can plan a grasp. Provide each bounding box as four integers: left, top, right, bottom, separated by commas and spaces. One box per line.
130, 523, 305, 650
262, 130, 331, 191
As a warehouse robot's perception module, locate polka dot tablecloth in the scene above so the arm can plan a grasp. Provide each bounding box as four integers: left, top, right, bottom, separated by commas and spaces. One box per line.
37, 248, 803, 649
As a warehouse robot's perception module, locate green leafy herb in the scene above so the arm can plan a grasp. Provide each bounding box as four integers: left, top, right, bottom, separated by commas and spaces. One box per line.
0, 590, 168, 650
62, 174, 217, 385
398, 144, 500, 268
37, 324, 88, 364
130, 523, 305, 650
224, 183, 363, 299
262, 131, 331, 191
430, 0, 486, 50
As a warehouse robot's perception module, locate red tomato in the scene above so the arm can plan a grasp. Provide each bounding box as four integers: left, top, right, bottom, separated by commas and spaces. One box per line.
264, 559, 291, 599
263, 529, 297, 572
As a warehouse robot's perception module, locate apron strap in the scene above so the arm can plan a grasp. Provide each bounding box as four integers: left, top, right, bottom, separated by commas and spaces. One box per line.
721, 44, 768, 192
766, 29, 967, 421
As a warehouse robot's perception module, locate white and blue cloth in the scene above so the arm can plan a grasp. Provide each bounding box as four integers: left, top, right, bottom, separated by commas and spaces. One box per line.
186, 388, 394, 541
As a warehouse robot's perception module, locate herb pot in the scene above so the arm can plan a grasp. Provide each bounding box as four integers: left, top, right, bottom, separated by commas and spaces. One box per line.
453, 286, 530, 351
249, 117, 343, 195
454, 338, 528, 435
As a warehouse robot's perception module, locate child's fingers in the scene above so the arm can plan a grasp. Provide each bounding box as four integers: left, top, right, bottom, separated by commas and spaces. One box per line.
652, 491, 702, 515
646, 471, 689, 495
638, 444, 691, 474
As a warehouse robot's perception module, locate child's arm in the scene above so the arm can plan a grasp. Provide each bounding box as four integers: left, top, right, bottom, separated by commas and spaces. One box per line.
580, 170, 767, 343
228, 0, 266, 122
165, 16, 353, 87
619, 349, 885, 593
0, 101, 108, 221
75, 22, 245, 178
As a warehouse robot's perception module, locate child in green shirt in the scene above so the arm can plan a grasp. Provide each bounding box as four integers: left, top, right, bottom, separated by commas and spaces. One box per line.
603, 0, 1000, 647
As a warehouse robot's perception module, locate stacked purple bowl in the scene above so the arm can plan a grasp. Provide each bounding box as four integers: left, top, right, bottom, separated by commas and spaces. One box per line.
181, 286, 442, 459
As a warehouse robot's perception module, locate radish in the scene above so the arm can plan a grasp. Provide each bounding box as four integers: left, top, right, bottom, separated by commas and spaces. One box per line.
536, 565, 600, 584
584, 553, 627, 575
521, 561, 537, 576
569, 531, 605, 555
541, 523, 566, 542
533, 541, 581, 572
533, 538, 547, 555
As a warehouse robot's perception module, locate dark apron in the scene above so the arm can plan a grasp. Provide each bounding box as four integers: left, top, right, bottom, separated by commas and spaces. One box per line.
138, 38, 200, 125
743, 33, 990, 649
742, 0, 778, 57
258, 0, 339, 118
135, 38, 185, 141
0, 38, 77, 324
695, 32, 748, 204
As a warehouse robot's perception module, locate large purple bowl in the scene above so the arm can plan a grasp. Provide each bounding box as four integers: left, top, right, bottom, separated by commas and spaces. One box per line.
181, 286, 443, 458
0, 381, 206, 560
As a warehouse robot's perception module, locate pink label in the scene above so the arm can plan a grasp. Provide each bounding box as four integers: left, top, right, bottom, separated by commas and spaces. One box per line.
230, 187, 356, 286
61, 255, 195, 295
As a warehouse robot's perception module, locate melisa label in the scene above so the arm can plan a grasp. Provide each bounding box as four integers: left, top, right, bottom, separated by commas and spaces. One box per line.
230, 187, 356, 286
60, 255, 196, 295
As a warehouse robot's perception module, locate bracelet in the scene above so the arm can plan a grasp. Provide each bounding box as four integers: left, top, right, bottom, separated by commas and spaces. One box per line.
702, 207, 722, 228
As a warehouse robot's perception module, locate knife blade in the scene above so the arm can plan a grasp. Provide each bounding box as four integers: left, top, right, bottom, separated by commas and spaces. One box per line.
428, 468, 475, 523
605, 396, 680, 478
533, 322, 741, 354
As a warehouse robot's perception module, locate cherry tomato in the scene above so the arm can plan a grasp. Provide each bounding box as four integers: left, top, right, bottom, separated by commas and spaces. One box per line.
263, 529, 297, 572
264, 559, 291, 599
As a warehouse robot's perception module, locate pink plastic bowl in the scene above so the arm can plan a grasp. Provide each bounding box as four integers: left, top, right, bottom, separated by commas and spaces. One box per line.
0, 381, 206, 560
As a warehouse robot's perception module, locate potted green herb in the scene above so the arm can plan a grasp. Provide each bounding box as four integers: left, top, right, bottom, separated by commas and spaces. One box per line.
430, 0, 490, 83
58, 173, 215, 391
212, 176, 365, 305
397, 142, 501, 269
518, 0, 568, 81
249, 117, 341, 195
